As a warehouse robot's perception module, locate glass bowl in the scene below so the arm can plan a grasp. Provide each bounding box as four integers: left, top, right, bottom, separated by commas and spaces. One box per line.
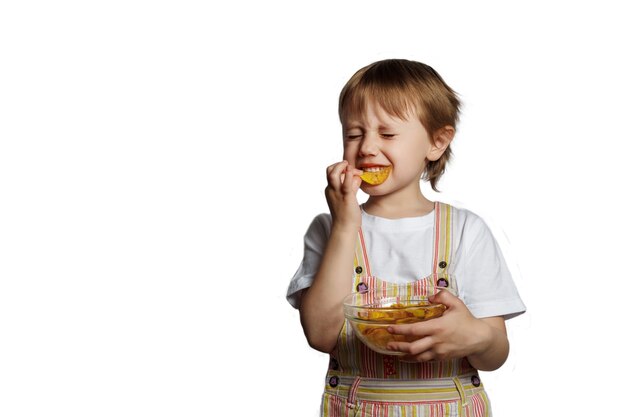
343, 290, 448, 355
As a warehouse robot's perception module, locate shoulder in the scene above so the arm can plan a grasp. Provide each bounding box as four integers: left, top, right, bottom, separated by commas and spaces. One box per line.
448, 204, 500, 250
307, 213, 332, 234
302, 213, 332, 247
450, 205, 490, 233
447, 204, 513, 277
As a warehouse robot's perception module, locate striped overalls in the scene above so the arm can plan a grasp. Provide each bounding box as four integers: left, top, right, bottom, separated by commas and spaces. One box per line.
321, 203, 491, 417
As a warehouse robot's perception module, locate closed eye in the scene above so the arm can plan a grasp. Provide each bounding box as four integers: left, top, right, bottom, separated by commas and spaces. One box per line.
381, 133, 396, 139
345, 134, 363, 141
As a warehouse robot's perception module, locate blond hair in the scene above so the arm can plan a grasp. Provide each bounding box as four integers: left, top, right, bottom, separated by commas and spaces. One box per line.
338, 59, 461, 191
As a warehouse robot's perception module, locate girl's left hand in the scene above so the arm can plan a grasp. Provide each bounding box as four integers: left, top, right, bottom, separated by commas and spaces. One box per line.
386, 290, 491, 362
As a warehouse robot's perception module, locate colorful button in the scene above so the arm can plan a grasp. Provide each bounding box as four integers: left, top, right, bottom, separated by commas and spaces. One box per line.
471, 375, 481, 387
356, 282, 368, 293
329, 376, 339, 387
436, 278, 449, 288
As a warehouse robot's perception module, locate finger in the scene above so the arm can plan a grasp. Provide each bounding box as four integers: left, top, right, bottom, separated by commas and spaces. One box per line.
428, 288, 461, 309
351, 174, 363, 193
386, 336, 434, 356
326, 161, 347, 178
350, 167, 363, 191
326, 161, 348, 190
413, 350, 437, 363
341, 164, 359, 193
325, 162, 338, 176
341, 164, 364, 193
387, 320, 438, 338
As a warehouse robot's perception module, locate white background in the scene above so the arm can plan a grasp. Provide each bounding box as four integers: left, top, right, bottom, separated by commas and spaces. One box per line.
1, 1, 625, 415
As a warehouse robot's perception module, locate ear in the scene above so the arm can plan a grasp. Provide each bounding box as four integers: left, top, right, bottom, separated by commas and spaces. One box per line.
427, 126, 455, 161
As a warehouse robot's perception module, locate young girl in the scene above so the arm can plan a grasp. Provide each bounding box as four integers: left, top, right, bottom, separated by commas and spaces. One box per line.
287, 59, 525, 416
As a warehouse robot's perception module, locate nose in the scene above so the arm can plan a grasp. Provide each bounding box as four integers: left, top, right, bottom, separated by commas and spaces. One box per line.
358, 132, 379, 157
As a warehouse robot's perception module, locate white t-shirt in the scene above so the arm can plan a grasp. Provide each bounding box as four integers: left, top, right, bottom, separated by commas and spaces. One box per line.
286, 205, 526, 320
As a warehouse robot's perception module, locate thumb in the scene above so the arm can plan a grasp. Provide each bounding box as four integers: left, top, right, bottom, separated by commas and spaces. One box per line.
351, 175, 363, 192
428, 288, 459, 309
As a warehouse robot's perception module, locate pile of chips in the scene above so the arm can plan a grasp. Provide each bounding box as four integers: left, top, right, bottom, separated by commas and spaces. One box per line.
352, 302, 446, 353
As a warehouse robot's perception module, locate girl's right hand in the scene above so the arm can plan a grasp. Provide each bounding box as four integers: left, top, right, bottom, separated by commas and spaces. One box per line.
325, 161, 363, 231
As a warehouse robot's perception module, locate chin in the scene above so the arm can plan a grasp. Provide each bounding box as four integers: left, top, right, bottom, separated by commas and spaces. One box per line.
361, 184, 390, 196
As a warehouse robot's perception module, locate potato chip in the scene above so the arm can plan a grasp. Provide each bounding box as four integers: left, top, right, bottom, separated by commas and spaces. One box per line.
360, 166, 392, 185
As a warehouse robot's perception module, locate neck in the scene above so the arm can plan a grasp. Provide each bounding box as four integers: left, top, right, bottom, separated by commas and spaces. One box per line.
363, 185, 434, 219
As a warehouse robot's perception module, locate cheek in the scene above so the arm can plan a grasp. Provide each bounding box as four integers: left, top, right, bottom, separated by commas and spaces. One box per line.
388, 149, 426, 174
342, 144, 357, 162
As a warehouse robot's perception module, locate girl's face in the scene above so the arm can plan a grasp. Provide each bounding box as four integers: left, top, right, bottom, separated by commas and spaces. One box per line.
342, 100, 444, 197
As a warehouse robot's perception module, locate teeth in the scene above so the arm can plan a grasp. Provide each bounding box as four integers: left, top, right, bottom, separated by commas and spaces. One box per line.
363, 166, 386, 172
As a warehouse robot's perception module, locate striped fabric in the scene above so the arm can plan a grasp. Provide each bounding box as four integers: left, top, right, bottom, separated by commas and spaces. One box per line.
322, 388, 490, 417
322, 375, 490, 417
323, 202, 491, 416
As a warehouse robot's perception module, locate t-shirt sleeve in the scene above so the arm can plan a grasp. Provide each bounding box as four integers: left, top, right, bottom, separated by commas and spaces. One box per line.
453, 211, 526, 320
286, 214, 332, 309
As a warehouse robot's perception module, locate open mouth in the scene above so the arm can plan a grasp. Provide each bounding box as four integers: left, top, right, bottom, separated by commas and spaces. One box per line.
360, 166, 392, 185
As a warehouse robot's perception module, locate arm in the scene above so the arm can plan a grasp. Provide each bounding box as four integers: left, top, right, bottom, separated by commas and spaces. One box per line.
467, 316, 509, 371
385, 211, 522, 370
299, 161, 362, 353
386, 290, 510, 371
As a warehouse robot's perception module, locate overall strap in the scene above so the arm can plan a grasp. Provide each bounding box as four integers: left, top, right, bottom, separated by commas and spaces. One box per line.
432, 202, 456, 292
354, 228, 372, 281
